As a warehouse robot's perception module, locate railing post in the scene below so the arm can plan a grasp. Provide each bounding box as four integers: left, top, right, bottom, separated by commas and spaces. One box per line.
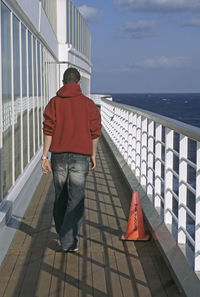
115, 108, 120, 148
107, 105, 112, 136
101, 102, 105, 129
10, 12, 15, 185
121, 109, 125, 155
19, 22, 23, 173
135, 114, 141, 179
0, 6, 3, 201
110, 107, 115, 140
113, 107, 116, 139
127, 112, 133, 167
111, 105, 116, 144
131, 113, 137, 173
195, 141, 200, 271
141, 117, 147, 189
155, 124, 162, 209
118, 108, 123, 152
120, 109, 124, 154
147, 120, 154, 200
178, 135, 188, 245
164, 128, 174, 225
123, 111, 128, 161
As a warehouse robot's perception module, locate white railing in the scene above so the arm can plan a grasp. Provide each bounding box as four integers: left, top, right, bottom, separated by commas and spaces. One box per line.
90, 94, 112, 106
101, 98, 200, 272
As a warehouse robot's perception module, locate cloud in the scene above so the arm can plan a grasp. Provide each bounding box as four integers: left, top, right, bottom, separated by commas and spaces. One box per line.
121, 20, 157, 38
78, 5, 103, 23
95, 56, 192, 74
114, 0, 200, 13
184, 18, 200, 27
130, 56, 190, 69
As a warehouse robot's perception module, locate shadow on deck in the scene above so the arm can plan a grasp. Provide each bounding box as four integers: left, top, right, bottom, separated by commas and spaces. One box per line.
0, 138, 183, 297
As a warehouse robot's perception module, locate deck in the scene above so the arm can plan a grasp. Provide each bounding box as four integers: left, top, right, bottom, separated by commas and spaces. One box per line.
0, 138, 183, 297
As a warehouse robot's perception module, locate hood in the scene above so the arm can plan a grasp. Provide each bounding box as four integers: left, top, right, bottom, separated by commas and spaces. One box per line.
56, 83, 82, 98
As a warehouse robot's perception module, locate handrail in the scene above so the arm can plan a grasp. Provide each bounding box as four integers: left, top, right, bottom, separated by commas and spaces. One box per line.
101, 98, 200, 142
101, 98, 200, 273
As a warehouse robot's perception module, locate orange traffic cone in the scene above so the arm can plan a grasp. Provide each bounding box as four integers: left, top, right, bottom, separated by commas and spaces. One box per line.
121, 191, 150, 241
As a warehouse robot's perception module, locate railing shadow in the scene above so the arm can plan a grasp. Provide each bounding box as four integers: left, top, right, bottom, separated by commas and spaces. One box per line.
0, 138, 183, 297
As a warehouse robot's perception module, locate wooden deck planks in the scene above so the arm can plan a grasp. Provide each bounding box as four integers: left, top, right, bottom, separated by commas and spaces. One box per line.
0, 138, 184, 297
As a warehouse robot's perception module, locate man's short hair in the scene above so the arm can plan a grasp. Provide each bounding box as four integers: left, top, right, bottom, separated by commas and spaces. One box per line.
63, 67, 81, 84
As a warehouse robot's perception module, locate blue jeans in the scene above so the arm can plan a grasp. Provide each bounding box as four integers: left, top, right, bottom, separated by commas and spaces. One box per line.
51, 152, 89, 249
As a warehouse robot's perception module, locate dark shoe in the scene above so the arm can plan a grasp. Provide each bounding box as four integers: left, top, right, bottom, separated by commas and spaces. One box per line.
55, 246, 79, 253
65, 246, 79, 252
64, 242, 79, 252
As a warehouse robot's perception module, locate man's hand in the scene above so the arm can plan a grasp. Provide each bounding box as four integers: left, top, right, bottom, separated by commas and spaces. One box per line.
90, 155, 96, 170
90, 137, 99, 170
41, 159, 52, 174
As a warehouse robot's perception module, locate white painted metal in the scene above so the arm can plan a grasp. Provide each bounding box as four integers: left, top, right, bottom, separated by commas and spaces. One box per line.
38, 3, 58, 57
178, 135, 188, 245
35, 40, 39, 149
46, 51, 49, 105
124, 111, 129, 160
43, 49, 46, 108
119, 109, 123, 154
131, 113, 137, 173
147, 120, 154, 199
56, 0, 67, 44
195, 142, 200, 271
122, 110, 128, 158
90, 94, 112, 106
32, 34, 35, 156
40, 44, 43, 145
19, 21, 23, 173
155, 124, 162, 209
141, 117, 148, 189
135, 115, 141, 179
164, 128, 174, 225
127, 113, 133, 167
26, 28, 30, 163
0, 4, 2, 201
10, 12, 15, 185
101, 98, 200, 272
0, 1, 2, 151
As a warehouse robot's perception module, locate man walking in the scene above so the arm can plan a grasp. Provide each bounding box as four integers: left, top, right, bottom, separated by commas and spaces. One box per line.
42, 68, 101, 252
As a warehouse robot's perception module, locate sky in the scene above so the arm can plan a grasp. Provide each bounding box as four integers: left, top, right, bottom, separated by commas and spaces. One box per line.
72, 0, 200, 94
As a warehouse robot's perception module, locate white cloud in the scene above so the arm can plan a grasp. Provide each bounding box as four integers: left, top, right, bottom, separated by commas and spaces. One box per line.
131, 56, 190, 69
184, 18, 200, 27
122, 20, 157, 38
114, 0, 200, 13
98, 56, 192, 73
78, 5, 103, 23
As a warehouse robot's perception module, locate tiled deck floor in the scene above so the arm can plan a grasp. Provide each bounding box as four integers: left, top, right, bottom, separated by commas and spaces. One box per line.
0, 138, 183, 297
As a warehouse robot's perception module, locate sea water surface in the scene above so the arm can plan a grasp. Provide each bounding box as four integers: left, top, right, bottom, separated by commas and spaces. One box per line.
111, 93, 200, 128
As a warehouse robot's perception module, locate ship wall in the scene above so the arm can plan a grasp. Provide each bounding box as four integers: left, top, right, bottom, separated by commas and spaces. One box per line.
0, 0, 92, 263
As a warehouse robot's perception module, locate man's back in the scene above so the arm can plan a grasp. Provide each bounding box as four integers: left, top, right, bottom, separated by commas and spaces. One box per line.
43, 82, 101, 155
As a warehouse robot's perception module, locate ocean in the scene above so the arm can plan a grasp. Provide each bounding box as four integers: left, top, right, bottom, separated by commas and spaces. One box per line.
111, 93, 200, 128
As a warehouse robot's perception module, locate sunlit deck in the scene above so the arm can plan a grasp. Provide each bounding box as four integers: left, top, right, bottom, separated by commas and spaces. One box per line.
0, 138, 183, 297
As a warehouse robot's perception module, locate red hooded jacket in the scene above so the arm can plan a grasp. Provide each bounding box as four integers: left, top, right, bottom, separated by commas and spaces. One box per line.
43, 83, 101, 155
